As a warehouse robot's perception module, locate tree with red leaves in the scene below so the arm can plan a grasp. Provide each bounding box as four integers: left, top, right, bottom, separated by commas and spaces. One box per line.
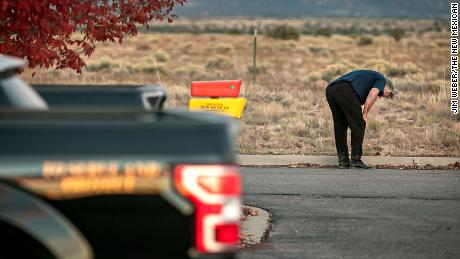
0, 0, 186, 73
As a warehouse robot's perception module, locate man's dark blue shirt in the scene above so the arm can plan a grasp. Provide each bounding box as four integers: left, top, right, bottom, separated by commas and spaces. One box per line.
331, 70, 387, 104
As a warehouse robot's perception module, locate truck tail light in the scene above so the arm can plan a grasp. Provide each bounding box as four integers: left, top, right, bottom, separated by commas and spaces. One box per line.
197, 175, 240, 194
215, 224, 239, 243
174, 165, 241, 254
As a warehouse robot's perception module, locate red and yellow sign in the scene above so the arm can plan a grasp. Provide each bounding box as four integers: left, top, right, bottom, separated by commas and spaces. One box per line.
189, 98, 246, 119
189, 80, 247, 119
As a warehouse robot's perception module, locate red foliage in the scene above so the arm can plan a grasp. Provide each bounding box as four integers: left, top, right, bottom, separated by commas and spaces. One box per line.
0, 0, 186, 73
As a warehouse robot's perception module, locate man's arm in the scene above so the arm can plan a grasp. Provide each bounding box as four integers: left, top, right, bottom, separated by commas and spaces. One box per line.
362, 87, 380, 125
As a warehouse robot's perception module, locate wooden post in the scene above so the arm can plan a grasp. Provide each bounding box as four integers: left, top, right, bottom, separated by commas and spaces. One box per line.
253, 29, 257, 87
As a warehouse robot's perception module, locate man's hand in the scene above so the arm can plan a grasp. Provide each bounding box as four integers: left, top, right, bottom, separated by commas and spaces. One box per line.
362, 112, 368, 127
362, 87, 380, 126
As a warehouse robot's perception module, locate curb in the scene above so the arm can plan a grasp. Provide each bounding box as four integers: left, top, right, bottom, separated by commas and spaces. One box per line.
240, 205, 271, 247
237, 155, 460, 167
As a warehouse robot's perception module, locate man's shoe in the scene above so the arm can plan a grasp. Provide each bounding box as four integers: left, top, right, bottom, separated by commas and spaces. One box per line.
338, 157, 350, 169
350, 160, 372, 169
338, 163, 350, 169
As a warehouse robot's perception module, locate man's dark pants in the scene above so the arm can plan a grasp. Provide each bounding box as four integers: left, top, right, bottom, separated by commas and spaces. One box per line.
325, 81, 366, 163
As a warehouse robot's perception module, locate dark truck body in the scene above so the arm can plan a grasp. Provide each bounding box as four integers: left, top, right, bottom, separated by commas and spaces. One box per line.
32, 84, 167, 111
0, 56, 241, 259
0, 110, 237, 259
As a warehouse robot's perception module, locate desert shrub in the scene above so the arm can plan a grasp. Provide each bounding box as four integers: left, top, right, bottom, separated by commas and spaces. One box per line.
124, 64, 167, 75
321, 64, 354, 82
248, 64, 267, 74
435, 65, 450, 79
143, 65, 167, 75
302, 71, 323, 85
431, 19, 449, 32
190, 23, 201, 35
310, 80, 328, 92
397, 76, 444, 95
396, 74, 424, 92
203, 24, 217, 33
85, 56, 118, 72
302, 62, 356, 84
225, 25, 245, 34
290, 121, 311, 137
136, 44, 151, 51
246, 102, 286, 125
181, 42, 194, 51
421, 80, 445, 94
50, 70, 61, 76
139, 65, 156, 74
436, 40, 449, 48
305, 117, 320, 129
365, 59, 391, 73
85, 62, 101, 72
387, 62, 420, 77
367, 120, 380, 132
153, 50, 170, 62
314, 28, 333, 37
308, 47, 325, 54
357, 36, 373, 46
438, 131, 460, 148
266, 25, 300, 40
388, 27, 405, 42
97, 57, 114, 70
364, 60, 419, 77
173, 64, 205, 78
205, 56, 234, 70
404, 39, 421, 48
215, 43, 234, 54
275, 41, 297, 51
423, 80, 445, 94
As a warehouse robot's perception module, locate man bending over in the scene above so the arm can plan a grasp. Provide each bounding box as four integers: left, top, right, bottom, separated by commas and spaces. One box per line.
325, 70, 395, 169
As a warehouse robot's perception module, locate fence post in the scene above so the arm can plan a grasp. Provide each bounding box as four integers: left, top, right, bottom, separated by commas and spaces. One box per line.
253, 29, 257, 87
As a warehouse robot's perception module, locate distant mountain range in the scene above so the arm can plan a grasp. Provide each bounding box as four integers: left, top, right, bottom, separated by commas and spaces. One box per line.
175, 0, 453, 19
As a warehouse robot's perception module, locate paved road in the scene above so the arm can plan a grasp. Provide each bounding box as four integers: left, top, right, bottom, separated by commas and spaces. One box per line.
238, 168, 460, 259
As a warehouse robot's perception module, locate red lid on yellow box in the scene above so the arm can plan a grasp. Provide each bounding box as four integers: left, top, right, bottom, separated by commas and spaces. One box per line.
191, 80, 242, 97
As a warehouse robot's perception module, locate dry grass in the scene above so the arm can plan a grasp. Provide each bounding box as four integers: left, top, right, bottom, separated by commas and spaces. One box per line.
23, 19, 459, 157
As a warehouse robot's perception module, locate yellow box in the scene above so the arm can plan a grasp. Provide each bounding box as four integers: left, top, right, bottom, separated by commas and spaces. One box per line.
189, 98, 246, 119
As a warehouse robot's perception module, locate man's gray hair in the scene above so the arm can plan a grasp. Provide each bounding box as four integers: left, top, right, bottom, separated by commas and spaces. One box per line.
386, 79, 396, 99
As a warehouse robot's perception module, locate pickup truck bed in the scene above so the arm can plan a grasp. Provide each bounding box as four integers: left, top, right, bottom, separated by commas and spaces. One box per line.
0, 110, 235, 158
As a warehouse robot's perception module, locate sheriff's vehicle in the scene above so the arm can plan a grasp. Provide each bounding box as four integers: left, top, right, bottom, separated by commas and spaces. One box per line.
0, 55, 241, 259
